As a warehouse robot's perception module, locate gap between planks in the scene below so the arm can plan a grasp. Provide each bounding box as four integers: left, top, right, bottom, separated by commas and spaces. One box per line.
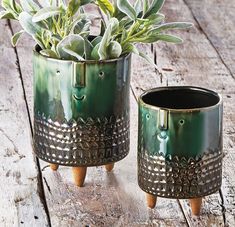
7, 19, 52, 227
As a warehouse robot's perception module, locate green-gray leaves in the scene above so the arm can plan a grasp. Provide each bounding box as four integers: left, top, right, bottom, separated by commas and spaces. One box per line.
32, 7, 61, 22
20, 0, 40, 13
96, 0, 114, 16
19, 12, 41, 35
144, 0, 165, 18
67, 0, 81, 16
98, 18, 122, 60
57, 34, 85, 60
0, 10, 15, 19
117, 0, 136, 20
0, 0, 193, 63
11, 30, 24, 46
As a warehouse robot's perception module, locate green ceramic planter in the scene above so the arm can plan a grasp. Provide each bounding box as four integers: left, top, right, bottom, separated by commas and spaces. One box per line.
138, 86, 223, 199
33, 45, 131, 166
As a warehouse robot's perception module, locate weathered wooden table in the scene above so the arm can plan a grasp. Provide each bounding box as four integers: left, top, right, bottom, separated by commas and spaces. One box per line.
1, 0, 235, 226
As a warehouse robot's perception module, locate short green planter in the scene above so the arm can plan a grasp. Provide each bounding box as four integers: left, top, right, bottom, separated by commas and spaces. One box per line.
33, 45, 131, 186
138, 86, 223, 215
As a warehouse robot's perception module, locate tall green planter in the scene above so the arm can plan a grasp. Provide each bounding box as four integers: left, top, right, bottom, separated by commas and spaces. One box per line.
33, 46, 131, 167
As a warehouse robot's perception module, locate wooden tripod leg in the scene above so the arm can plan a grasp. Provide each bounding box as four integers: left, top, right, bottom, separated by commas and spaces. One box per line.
50, 163, 59, 171
72, 167, 87, 187
105, 163, 114, 172
146, 193, 157, 209
189, 197, 202, 215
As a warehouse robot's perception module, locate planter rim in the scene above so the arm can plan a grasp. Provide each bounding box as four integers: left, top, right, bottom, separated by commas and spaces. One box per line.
139, 86, 222, 113
33, 45, 131, 64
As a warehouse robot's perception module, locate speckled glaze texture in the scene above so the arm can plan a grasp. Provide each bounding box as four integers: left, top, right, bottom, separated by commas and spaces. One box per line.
33, 47, 131, 166
138, 86, 223, 199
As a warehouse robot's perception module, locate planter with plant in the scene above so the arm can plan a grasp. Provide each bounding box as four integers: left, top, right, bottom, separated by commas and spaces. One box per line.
0, 0, 192, 187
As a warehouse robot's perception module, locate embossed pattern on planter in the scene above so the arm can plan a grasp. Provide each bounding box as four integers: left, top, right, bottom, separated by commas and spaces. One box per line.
34, 113, 130, 166
138, 148, 223, 199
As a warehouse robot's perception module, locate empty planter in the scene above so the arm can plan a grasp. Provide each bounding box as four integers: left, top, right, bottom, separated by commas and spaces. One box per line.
138, 86, 223, 215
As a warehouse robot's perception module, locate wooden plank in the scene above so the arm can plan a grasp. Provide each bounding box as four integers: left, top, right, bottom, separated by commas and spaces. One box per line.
184, 0, 235, 77
0, 21, 49, 226
130, 0, 235, 226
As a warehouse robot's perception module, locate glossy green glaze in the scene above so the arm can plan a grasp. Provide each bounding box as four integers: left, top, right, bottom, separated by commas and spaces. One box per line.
138, 87, 223, 159
33, 48, 131, 121
138, 86, 223, 198
33, 46, 131, 166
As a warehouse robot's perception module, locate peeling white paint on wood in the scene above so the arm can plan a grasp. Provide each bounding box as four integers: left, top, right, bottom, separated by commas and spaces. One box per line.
0, 21, 48, 227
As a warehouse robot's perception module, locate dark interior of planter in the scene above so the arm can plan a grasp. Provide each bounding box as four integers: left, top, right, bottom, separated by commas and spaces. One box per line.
142, 88, 220, 109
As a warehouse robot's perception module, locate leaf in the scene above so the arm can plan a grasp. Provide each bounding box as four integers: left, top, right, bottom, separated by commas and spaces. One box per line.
150, 22, 193, 33
132, 33, 183, 43
120, 28, 127, 42
62, 47, 85, 60
100, 19, 106, 36
98, 24, 111, 60
91, 43, 100, 60
145, 13, 165, 26
33, 33, 46, 49
40, 49, 59, 58
71, 18, 91, 34
59, 0, 67, 8
84, 38, 93, 59
2, 0, 22, 17
144, 0, 165, 18
107, 41, 122, 59
67, 0, 81, 16
122, 43, 139, 55
117, 0, 136, 21
11, 30, 24, 46
56, 34, 85, 60
98, 18, 118, 60
32, 7, 61, 22
19, 0, 40, 13
37, 0, 50, 7
142, 0, 149, 16
134, 0, 142, 16
19, 12, 42, 35
154, 34, 183, 43
0, 10, 16, 19
96, 0, 114, 16
91, 36, 102, 46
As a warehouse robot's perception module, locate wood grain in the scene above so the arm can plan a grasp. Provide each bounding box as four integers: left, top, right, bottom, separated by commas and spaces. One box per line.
184, 0, 235, 77
5, 0, 235, 226
0, 20, 49, 226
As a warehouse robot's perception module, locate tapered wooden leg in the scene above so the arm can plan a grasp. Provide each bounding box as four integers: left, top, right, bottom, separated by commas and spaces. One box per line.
189, 197, 202, 215
50, 163, 59, 171
105, 163, 114, 172
146, 193, 157, 209
72, 167, 87, 187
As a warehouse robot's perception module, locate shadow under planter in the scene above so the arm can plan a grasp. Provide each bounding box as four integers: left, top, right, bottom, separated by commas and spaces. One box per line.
138, 86, 223, 215
33, 45, 131, 186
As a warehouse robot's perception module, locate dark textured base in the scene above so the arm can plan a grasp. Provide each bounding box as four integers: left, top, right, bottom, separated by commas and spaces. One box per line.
33, 114, 130, 166
138, 150, 223, 199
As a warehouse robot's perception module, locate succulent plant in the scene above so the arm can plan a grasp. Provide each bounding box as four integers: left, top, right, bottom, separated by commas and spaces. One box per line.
0, 0, 193, 62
